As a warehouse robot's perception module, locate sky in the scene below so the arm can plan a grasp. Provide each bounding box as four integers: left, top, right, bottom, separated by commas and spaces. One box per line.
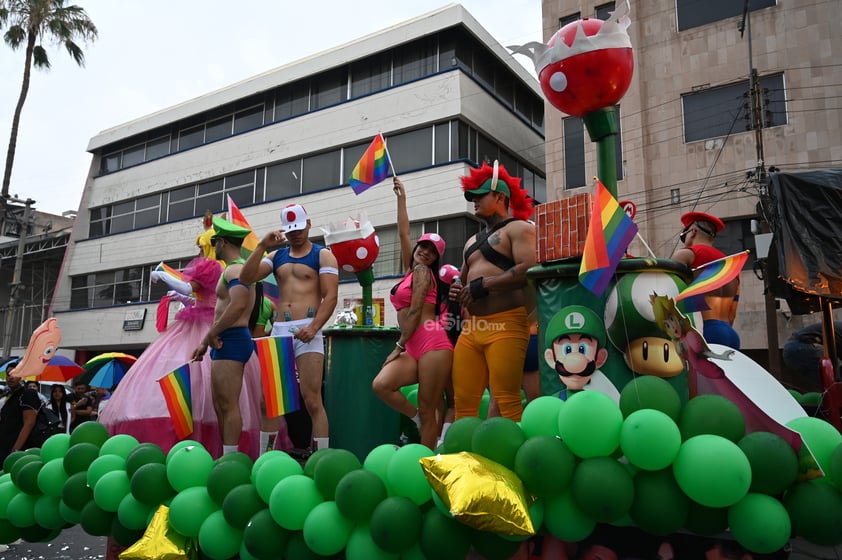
0, 0, 543, 215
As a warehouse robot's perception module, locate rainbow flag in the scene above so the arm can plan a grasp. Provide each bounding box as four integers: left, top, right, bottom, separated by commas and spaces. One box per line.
578, 180, 638, 296
158, 363, 193, 440
348, 133, 390, 195
153, 262, 184, 283
227, 196, 260, 255
254, 336, 300, 417
677, 250, 749, 301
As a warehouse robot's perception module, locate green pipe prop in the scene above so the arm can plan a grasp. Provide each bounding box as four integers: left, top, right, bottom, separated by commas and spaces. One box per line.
583, 107, 620, 199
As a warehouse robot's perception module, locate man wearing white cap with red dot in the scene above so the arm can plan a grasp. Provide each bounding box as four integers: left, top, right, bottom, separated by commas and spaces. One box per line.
241, 203, 339, 451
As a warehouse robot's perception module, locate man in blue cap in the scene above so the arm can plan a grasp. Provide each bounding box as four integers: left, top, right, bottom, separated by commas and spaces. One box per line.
192, 217, 256, 455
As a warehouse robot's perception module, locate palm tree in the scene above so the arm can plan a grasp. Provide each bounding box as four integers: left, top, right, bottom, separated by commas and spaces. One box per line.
0, 0, 97, 198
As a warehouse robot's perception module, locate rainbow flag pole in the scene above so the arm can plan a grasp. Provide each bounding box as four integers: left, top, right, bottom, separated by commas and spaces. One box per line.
348, 133, 394, 195
677, 250, 750, 301
157, 363, 193, 440
254, 336, 300, 417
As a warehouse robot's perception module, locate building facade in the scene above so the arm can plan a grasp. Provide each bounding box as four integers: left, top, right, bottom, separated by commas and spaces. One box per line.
539, 0, 842, 357
50, 5, 546, 360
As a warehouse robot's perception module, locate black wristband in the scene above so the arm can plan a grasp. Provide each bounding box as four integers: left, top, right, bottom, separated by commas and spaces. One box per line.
469, 277, 489, 299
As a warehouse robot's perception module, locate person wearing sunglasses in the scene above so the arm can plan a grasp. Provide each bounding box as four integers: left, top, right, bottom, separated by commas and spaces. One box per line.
670, 212, 741, 349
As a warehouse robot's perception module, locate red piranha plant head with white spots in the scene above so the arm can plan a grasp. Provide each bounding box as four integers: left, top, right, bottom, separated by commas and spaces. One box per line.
510, 0, 634, 117
322, 213, 380, 273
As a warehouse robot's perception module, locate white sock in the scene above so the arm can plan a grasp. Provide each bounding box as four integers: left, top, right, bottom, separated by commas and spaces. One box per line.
314, 437, 329, 450
223, 445, 238, 455
411, 412, 422, 430
260, 431, 276, 455
440, 422, 452, 441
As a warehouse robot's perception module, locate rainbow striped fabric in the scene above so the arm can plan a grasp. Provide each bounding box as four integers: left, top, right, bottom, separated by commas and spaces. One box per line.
578, 180, 638, 296
153, 262, 184, 283
677, 250, 749, 301
158, 363, 193, 440
254, 336, 300, 417
348, 133, 390, 195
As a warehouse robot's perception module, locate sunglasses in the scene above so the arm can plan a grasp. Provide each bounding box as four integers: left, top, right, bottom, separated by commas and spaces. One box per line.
679, 224, 714, 243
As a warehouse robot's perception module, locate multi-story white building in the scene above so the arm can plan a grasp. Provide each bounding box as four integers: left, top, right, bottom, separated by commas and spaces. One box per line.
539, 0, 842, 367
49, 5, 546, 361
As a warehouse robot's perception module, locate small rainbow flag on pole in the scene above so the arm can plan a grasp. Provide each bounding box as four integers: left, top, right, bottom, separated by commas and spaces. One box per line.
153, 262, 185, 283
254, 336, 300, 417
227, 196, 260, 255
348, 133, 391, 195
578, 179, 639, 297
158, 363, 193, 440
676, 250, 749, 301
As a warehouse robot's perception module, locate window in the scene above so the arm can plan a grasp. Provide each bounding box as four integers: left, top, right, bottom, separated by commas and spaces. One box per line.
717, 218, 757, 269
274, 81, 310, 121
101, 152, 121, 174
71, 261, 192, 309
302, 151, 341, 193
233, 105, 263, 134
146, 136, 170, 160
167, 186, 196, 222
134, 195, 161, 229
682, 73, 786, 143
226, 170, 257, 207
89, 206, 111, 237
122, 144, 145, 168
312, 68, 347, 110
351, 53, 391, 98
559, 13, 581, 29
342, 142, 368, 182
205, 116, 232, 143
564, 116, 586, 189
677, 0, 775, 31
266, 160, 301, 200
393, 37, 436, 84
196, 179, 225, 214
178, 125, 204, 151
386, 128, 433, 172
434, 123, 450, 165
595, 2, 615, 20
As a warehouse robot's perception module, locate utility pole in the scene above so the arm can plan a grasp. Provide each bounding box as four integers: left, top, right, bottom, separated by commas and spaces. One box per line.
741, 0, 780, 374
2, 197, 34, 360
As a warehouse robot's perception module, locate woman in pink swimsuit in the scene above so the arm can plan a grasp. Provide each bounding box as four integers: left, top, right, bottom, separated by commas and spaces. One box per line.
372, 177, 453, 449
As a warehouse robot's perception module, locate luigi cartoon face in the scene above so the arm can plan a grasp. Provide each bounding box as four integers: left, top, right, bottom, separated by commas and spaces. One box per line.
544, 306, 609, 392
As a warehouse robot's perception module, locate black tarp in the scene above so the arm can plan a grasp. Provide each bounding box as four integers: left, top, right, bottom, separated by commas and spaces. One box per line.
767, 169, 842, 299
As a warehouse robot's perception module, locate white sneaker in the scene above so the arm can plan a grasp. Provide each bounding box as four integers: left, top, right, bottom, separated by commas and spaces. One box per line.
0, 544, 9, 552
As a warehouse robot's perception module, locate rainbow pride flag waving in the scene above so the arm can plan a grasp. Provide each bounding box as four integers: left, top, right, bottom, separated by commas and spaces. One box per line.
348, 133, 391, 195
677, 250, 749, 301
578, 179, 638, 297
158, 363, 193, 440
254, 336, 300, 417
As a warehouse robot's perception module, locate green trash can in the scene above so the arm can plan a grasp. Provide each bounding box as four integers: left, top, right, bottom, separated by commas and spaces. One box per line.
324, 326, 401, 461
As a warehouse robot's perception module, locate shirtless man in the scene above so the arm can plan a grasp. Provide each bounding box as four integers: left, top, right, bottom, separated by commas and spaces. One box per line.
450, 161, 536, 421
240, 203, 339, 451
192, 217, 256, 455
670, 211, 741, 349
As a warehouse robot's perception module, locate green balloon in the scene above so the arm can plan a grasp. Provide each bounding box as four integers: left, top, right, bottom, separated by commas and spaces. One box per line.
207, 460, 253, 506
166, 445, 214, 491
2, 451, 27, 476
0, 481, 18, 518
0, 518, 19, 544
37, 458, 69, 498
117, 493, 155, 531
124, 443, 166, 478
684, 502, 728, 536
198, 509, 243, 560
345, 524, 396, 560
620, 409, 682, 471
471, 417, 526, 471
630, 469, 689, 535
443, 417, 482, 454
479, 391, 490, 420
215, 451, 253, 469
470, 529, 522, 560
285, 531, 323, 560
59, 499, 83, 525
313, 449, 362, 500
17, 524, 59, 543
69, 422, 109, 448
737, 431, 798, 495
619, 375, 682, 421
130, 463, 175, 506
431, 487, 452, 518
251, 450, 292, 483
110, 516, 145, 548
419, 506, 472, 560
571, 457, 634, 523
334, 468, 387, 523
514, 435, 576, 498
243, 508, 289, 560
93, 469, 131, 512
385, 443, 434, 505
363, 444, 398, 483
39, 434, 71, 463
784, 480, 842, 546
61, 471, 93, 511
680, 394, 746, 442
302, 500, 354, 556
369, 496, 422, 554
520, 396, 563, 438
302, 448, 336, 478
33, 494, 65, 530
223, 484, 264, 529
543, 490, 595, 542
15, 460, 44, 495
166, 439, 203, 462
673, 434, 751, 508
79, 500, 115, 536
6, 491, 38, 527
254, 452, 303, 504
99, 434, 139, 459
63, 443, 100, 475
787, 416, 842, 475
268, 474, 323, 531
558, 391, 623, 458
168, 486, 218, 537
728, 492, 791, 554
831, 443, 842, 489
86, 454, 126, 488
9, 454, 40, 486
406, 388, 419, 408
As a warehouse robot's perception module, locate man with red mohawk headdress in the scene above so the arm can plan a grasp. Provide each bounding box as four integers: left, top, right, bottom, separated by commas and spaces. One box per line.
450, 161, 536, 421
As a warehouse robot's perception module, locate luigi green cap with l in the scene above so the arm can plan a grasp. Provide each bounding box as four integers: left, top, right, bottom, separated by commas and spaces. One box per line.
545, 305, 607, 348
210, 216, 251, 242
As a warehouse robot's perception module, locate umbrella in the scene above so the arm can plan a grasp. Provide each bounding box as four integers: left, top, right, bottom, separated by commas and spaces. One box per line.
78, 352, 138, 389
0, 357, 21, 379
36, 355, 85, 383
